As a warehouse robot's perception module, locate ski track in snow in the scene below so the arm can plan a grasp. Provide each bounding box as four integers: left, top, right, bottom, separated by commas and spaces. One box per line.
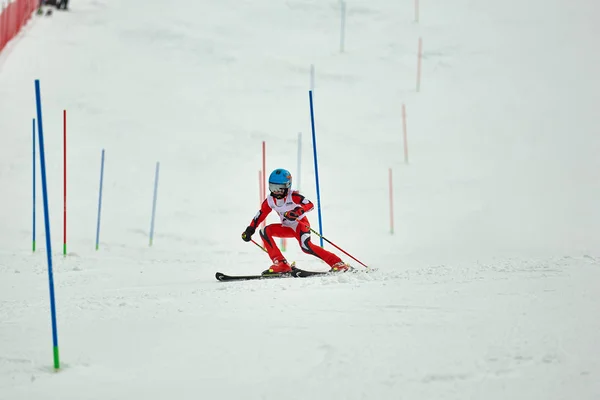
1, 252, 599, 399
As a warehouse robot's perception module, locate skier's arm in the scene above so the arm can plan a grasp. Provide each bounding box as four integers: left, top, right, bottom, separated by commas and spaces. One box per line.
248, 199, 272, 229
292, 192, 314, 213
282, 192, 314, 221
241, 200, 272, 242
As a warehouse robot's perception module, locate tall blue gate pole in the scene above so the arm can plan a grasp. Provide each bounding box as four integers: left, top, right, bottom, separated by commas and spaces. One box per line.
308, 90, 324, 247
34, 80, 60, 370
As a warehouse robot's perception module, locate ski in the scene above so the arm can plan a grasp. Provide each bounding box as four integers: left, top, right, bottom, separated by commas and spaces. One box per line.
291, 267, 330, 278
292, 266, 360, 277
215, 265, 358, 282
215, 272, 292, 282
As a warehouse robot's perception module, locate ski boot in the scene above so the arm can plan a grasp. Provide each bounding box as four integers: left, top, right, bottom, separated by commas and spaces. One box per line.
330, 262, 350, 273
262, 259, 292, 275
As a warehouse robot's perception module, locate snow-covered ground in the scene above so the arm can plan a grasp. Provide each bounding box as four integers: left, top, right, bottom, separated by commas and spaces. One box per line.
1, 1, 599, 399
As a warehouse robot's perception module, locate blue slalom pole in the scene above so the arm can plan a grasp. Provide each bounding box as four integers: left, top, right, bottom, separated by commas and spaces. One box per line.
95, 149, 105, 250
308, 90, 324, 247
32, 118, 36, 253
149, 162, 160, 246
35, 80, 60, 370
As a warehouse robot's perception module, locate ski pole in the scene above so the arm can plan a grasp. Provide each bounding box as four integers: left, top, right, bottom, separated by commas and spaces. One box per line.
299, 221, 370, 269
251, 239, 267, 253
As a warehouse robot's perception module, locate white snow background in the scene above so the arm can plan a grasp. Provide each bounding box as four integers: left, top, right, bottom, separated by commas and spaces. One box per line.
1, 0, 599, 399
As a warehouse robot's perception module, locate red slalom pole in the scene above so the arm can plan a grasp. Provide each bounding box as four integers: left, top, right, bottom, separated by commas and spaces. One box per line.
299, 221, 369, 269
402, 104, 409, 164
414, 0, 419, 23
416, 37, 423, 92
261, 141, 266, 229
63, 109, 67, 256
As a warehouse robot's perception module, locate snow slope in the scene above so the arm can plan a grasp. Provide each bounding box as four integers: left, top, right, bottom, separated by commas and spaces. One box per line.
1, 1, 599, 399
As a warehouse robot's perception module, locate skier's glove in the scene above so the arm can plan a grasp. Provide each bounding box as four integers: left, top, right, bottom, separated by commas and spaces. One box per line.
284, 206, 305, 221
241, 226, 255, 242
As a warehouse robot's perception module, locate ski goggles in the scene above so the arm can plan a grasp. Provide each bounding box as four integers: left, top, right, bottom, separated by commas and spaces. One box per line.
269, 182, 289, 194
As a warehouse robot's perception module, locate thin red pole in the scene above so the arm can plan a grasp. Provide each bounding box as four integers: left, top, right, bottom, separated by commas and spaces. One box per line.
402, 104, 409, 164
261, 141, 266, 229
63, 109, 67, 256
389, 168, 394, 235
414, 0, 419, 23
416, 37, 422, 92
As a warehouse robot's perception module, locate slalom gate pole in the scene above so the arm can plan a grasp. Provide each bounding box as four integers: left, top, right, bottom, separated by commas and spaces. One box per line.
339, 1, 346, 53
261, 142, 266, 230
299, 221, 370, 269
35, 79, 61, 370
95, 149, 105, 250
416, 37, 423, 92
389, 168, 394, 235
402, 104, 409, 164
414, 0, 420, 23
63, 110, 67, 256
149, 162, 160, 246
308, 90, 324, 247
32, 118, 36, 252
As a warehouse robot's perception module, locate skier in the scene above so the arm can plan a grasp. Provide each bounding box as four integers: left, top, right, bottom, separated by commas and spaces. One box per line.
241, 168, 349, 275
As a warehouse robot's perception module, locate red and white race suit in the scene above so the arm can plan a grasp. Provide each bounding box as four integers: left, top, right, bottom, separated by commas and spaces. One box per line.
248, 190, 342, 267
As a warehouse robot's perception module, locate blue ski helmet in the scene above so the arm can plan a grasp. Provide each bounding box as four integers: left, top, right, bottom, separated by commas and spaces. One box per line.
268, 169, 292, 199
